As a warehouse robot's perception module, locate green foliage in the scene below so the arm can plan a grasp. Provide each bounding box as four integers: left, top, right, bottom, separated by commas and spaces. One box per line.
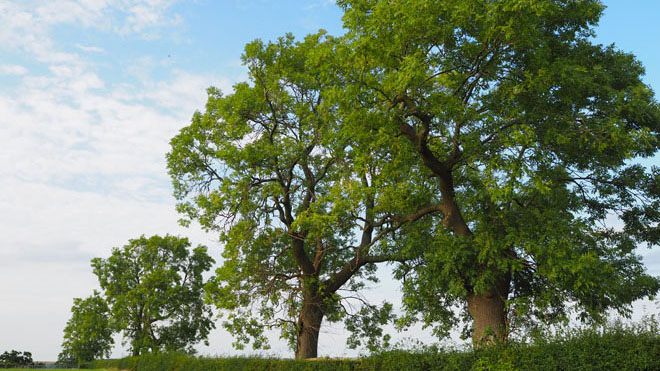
166, 31, 435, 356
88, 318, 660, 370
344, 303, 394, 353
0, 350, 33, 368
335, 0, 660, 340
91, 235, 215, 356
58, 291, 114, 366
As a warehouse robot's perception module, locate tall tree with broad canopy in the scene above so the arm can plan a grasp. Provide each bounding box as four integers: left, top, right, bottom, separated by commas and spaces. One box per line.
167, 33, 442, 359
58, 291, 114, 366
336, 0, 660, 345
92, 235, 215, 356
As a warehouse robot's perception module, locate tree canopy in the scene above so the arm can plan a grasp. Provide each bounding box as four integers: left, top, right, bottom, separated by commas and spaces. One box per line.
336, 0, 660, 343
91, 235, 215, 356
167, 32, 443, 359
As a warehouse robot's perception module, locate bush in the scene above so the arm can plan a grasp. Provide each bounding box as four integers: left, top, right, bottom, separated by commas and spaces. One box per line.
90, 353, 358, 371
89, 319, 660, 371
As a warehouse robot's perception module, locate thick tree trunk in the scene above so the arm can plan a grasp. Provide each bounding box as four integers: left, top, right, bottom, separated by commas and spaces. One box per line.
398, 104, 515, 347
466, 276, 510, 347
295, 300, 325, 360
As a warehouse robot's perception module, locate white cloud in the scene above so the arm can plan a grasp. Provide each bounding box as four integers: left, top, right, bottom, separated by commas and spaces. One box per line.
139, 69, 234, 111
124, 56, 156, 81
0, 64, 28, 75
76, 44, 105, 53
0, 0, 183, 61
0, 56, 232, 203
0, 178, 212, 262
124, 0, 184, 33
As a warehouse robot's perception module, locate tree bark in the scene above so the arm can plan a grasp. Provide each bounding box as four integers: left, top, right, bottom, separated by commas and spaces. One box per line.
295, 299, 325, 359
466, 276, 510, 347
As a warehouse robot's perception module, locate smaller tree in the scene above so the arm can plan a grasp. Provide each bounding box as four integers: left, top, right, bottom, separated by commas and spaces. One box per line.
58, 291, 114, 366
92, 235, 215, 356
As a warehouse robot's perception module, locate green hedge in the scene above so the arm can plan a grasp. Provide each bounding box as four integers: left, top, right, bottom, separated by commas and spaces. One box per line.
89, 353, 358, 371
88, 324, 660, 371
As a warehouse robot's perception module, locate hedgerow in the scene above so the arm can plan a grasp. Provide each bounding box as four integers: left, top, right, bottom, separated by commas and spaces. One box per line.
87, 319, 660, 371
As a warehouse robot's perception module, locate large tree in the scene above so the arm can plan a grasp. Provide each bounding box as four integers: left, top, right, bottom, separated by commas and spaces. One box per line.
92, 235, 215, 356
167, 33, 440, 359
58, 291, 114, 366
336, 0, 660, 345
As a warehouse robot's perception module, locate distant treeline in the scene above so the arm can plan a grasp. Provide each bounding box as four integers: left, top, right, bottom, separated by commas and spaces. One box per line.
0, 350, 33, 368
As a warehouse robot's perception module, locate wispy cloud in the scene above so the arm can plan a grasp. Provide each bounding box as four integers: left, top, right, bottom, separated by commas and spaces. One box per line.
118, 0, 183, 35
76, 44, 105, 53
0, 0, 184, 58
0, 64, 28, 75
0, 0, 233, 203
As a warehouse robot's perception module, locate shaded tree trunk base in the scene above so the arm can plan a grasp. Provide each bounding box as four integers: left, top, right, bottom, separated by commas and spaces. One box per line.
467, 278, 509, 347
295, 302, 324, 360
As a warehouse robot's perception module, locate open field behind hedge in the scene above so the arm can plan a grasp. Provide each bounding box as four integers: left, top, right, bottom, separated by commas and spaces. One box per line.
87, 321, 660, 371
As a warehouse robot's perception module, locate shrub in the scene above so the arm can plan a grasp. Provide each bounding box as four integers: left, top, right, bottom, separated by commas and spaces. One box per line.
89, 319, 660, 371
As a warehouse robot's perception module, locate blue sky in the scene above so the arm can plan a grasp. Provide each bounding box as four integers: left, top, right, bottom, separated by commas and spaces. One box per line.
0, 0, 659, 361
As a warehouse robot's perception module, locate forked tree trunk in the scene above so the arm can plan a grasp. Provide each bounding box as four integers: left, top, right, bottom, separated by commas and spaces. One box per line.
401, 110, 513, 347
466, 276, 510, 347
295, 300, 325, 359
